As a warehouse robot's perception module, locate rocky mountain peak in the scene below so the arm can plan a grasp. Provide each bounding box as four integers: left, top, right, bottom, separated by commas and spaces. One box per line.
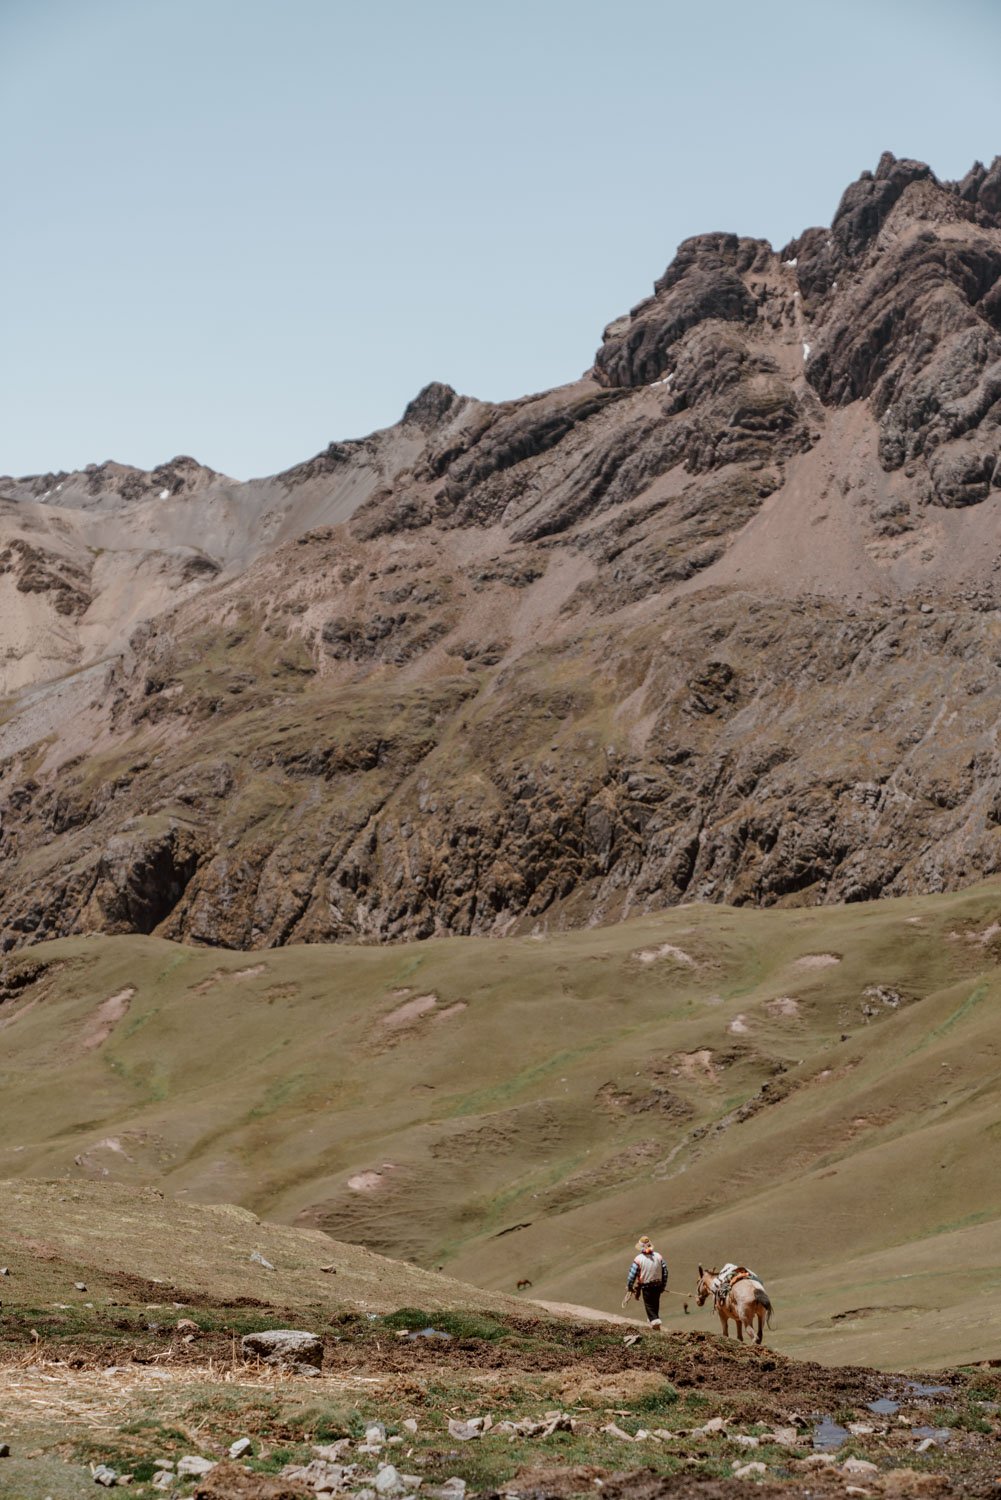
1, 454, 222, 511
2, 152, 1001, 952
402, 381, 462, 431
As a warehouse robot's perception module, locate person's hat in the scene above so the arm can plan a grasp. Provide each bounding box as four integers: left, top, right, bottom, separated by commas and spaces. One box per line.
636, 1236, 653, 1252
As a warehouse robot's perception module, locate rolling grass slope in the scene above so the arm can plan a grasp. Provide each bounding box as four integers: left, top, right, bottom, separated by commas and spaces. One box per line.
2, 882, 1000, 1368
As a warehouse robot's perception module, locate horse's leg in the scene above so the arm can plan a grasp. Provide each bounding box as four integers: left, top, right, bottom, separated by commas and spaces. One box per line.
734, 1306, 744, 1342
718, 1309, 729, 1338
755, 1309, 764, 1345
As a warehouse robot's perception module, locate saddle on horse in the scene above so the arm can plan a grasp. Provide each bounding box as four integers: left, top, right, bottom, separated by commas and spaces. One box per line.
713, 1263, 762, 1307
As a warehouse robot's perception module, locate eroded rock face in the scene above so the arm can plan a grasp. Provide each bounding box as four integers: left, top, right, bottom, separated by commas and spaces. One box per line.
3, 153, 1001, 950
781, 154, 1001, 512
0, 539, 92, 616
594, 234, 765, 389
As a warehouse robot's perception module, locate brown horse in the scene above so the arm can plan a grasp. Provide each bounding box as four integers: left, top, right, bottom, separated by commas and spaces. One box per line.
696, 1264, 773, 1345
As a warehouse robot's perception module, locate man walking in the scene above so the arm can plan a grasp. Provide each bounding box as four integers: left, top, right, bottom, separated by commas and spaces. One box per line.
626, 1235, 668, 1328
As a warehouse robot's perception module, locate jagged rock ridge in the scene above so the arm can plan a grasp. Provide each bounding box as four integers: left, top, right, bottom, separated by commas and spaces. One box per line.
2, 152, 1001, 950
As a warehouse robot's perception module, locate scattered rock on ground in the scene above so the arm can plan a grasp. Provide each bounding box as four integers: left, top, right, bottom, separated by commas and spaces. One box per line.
374, 1464, 403, 1495
498, 1413, 575, 1438
282, 1458, 351, 1491
177, 1455, 217, 1476
447, 1417, 491, 1441
842, 1458, 880, 1476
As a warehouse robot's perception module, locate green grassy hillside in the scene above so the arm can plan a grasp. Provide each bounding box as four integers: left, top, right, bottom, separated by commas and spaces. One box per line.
2, 882, 1000, 1368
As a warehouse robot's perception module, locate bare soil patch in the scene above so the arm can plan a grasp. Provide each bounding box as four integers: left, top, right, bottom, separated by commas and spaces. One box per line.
81, 987, 134, 1050
632, 944, 696, 967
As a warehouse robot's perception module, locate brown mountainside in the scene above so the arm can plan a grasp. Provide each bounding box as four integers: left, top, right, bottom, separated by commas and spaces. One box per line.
2, 151, 1001, 951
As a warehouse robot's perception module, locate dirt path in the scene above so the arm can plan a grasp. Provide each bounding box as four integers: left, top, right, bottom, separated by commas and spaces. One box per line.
529, 1299, 641, 1326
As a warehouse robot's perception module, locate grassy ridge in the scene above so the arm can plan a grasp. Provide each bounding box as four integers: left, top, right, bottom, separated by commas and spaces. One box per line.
2, 881, 1000, 1367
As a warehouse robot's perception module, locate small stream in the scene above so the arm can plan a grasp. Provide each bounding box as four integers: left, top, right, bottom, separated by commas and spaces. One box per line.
820, 1384, 956, 1451
812, 1415, 850, 1450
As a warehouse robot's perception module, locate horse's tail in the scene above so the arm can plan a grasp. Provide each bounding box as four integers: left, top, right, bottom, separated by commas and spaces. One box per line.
758, 1287, 774, 1329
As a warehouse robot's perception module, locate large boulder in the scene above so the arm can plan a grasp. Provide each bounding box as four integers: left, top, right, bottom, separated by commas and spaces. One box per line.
241, 1329, 324, 1372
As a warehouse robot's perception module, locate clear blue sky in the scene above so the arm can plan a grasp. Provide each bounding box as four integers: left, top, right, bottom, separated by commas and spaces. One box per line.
2, 0, 998, 480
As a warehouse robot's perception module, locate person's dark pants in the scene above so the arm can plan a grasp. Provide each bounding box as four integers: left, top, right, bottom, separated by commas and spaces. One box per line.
641, 1285, 663, 1325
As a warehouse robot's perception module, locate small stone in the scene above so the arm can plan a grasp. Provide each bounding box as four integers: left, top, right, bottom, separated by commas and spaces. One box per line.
313, 1442, 351, 1460
731, 1434, 760, 1447
733, 1461, 767, 1478
0, 1444, 9, 1458
366, 1423, 387, 1443
841, 1458, 879, 1476
446, 1419, 482, 1442
320, 1263, 337, 1273
920, 603, 933, 613
92, 1465, 118, 1487
151, 1476, 173, 1493
693, 1417, 726, 1436
0, 1267, 9, 1276
249, 1250, 275, 1269
229, 1438, 252, 1459
153, 1460, 174, 1470
915, 1437, 936, 1453
402, 1419, 418, 1435
601, 1423, 634, 1442
848, 1422, 875, 1435
176, 1318, 199, 1333
400, 1477, 422, 1490
285, 1458, 351, 1490
845, 1489, 871, 1498
176, 1455, 216, 1476
375, 1465, 402, 1494
75, 1282, 88, 1292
